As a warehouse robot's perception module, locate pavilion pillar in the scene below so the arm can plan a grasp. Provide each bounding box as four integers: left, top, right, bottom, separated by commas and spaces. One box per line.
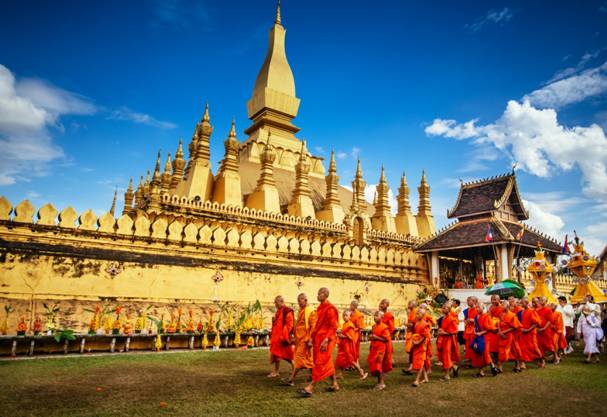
430, 251, 440, 288
499, 244, 509, 281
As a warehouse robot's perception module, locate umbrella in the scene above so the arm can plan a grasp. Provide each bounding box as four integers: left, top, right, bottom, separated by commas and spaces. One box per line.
485, 280, 525, 299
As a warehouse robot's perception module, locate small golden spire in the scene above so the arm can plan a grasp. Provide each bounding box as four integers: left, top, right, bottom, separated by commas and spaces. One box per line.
379, 165, 387, 184
164, 152, 172, 173
144, 170, 151, 195
202, 101, 210, 123
123, 178, 134, 215
229, 118, 236, 138
176, 137, 184, 159
275, 0, 281, 25
355, 159, 363, 178
328, 148, 337, 173
109, 188, 117, 216
152, 150, 162, 186
171, 138, 186, 190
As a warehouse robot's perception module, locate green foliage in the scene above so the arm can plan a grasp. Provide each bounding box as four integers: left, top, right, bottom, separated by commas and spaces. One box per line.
4, 304, 14, 315
53, 329, 76, 343
147, 315, 164, 334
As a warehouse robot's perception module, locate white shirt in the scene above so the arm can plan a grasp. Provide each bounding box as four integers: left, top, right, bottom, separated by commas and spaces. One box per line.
577, 302, 601, 318
557, 304, 575, 329
457, 308, 465, 332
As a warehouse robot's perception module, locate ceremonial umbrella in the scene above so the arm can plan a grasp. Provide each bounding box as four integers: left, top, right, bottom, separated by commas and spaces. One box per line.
485, 280, 525, 299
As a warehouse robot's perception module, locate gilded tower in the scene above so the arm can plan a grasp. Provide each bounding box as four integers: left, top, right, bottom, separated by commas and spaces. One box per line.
316, 150, 345, 223
415, 171, 436, 237
395, 173, 418, 236
371, 166, 396, 233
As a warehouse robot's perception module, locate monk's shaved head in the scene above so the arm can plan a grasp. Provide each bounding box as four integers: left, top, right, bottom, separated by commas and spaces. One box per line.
297, 293, 308, 309
343, 309, 352, 320
408, 300, 418, 308
350, 299, 359, 309
379, 299, 390, 312
317, 287, 330, 302
297, 293, 307, 301
274, 295, 284, 309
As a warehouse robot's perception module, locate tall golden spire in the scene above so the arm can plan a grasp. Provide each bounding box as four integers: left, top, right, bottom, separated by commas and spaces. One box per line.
417, 170, 431, 215
245, 134, 280, 213
351, 159, 367, 213
182, 102, 215, 202
109, 189, 117, 216
213, 119, 242, 207
371, 165, 396, 232
144, 170, 151, 195
287, 140, 315, 218
135, 176, 144, 208
395, 172, 418, 236
195, 103, 212, 162
152, 151, 162, 187
275, 0, 281, 25
171, 138, 185, 190
317, 149, 344, 223
397, 172, 411, 214
161, 152, 172, 193
123, 179, 134, 215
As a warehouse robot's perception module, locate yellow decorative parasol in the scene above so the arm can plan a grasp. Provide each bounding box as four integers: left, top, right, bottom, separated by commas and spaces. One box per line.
527, 243, 557, 304
568, 237, 607, 304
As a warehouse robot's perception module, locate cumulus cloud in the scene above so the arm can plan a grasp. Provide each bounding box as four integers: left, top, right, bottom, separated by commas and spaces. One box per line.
524, 61, 607, 108
107, 107, 177, 129
426, 100, 607, 201
466, 7, 514, 32
150, 0, 211, 30
522, 199, 564, 239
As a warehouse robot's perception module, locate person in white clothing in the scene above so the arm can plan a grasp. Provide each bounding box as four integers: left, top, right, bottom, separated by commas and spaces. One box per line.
576, 295, 601, 318
557, 296, 575, 354
576, 306, 604, 363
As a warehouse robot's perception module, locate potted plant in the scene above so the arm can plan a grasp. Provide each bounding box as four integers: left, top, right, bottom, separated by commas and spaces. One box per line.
16, 316, 27, 336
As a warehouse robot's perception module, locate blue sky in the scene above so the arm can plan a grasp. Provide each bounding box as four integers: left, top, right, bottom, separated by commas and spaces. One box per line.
1, 1, 606, 254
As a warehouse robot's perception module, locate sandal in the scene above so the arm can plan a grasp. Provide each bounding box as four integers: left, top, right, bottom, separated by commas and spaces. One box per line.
452, 365, 459, 378
474, 372, 485, 378
297, 389, 312, 398
360, 372, 369, 381
411, 381, 419, 387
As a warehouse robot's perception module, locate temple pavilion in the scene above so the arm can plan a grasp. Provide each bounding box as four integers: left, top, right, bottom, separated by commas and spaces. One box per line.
416, 172, 562, 288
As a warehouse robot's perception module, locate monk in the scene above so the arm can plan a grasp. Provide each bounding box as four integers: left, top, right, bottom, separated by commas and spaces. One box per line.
463, 297, 478, 362
349, 299, 365, 362
368, 310, 392, 390
508, 296, 523, 316
286, 293, 317, 386
519, 297, 544, 368
402, 300, 418, 374
420, 302, 435, 372
536, 297, 559, 364
437, 301, 460, 380
379, 299, 395, 368
487, 294, 504, 369
498, 301, 522, 372
268, 295, 294, 378
299, 287, 339, 397
336, 310, 367, 380
469, 302, 497, 377
410, 307, 431, 387
549, 302, 567, 358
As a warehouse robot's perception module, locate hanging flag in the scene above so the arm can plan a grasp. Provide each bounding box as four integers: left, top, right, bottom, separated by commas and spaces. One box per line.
484, 224, 493, 242
561, 234, 570, 255
515, 224, 525, 241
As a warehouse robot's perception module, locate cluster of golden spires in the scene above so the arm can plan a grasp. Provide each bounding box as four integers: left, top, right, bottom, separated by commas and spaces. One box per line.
119, 1, 435, 238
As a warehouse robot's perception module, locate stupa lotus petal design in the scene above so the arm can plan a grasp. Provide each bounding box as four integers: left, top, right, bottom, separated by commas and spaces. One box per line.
568, 236, 607, 304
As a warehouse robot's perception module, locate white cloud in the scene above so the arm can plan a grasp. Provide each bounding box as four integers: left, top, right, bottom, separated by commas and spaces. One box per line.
466, 7, 514, 32
107, 107, 177, 129
336, 152, 348, 160
314, 146, 325, 154
351, 147, 361, 159
522, 199, 564, 240
364, 183, 397, 214
524, 61, 607, 108
426, 100, 607, 202
583, 222, 607, 256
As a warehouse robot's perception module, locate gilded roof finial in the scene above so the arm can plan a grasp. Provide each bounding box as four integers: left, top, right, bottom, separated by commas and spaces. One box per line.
202, 101, 210, 123
275, 0, 281, 25
123, 179, 134, 215
328, 148, 337, 174
109, 188, 117, 216
176, 137, 184, 159
379, 165, 387, 184
355, 159, 363, 178
229, 118, 236, 138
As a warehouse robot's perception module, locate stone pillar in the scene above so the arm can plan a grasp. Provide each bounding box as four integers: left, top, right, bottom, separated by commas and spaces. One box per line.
431, 251, 440, 288
500, 244, 509, 281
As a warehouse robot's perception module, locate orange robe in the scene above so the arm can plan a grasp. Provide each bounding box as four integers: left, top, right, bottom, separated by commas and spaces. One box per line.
350, 309, 365, 361
552, 311, 567, 351
437, 311, 460, 370
469, 313, 494, 368
311, 300, 339, 382
423, 314, 435, 370
381, 311, 395, 367
487, 305, 504, 354
519, 308, 542, 362
536, 306, 556, 355
498, 311, 522, 363
336, 321, 357, 369
293, 306, 317, 369
270, 306, 294, 362
410, 320, 431, 371
368, 322, 392, 374
405, 308, 417, 353
463, 306, 478, 360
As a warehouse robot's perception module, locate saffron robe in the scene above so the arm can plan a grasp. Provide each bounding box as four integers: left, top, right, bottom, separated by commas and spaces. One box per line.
519, 308, 542, 362
423, 314, 435, 370
368, 322, 392, 374
405, 308, 417, 353
437, 311, 460, 370
552, 310, 568, 351
536, 306, 556, 354
487, 305, 504, 354
270, 306, 294, 362
381, 311, 395, 363
293, 306, 316, 369
498, 311, 522, 363
470, 313, 494, 368
463, 306, 478, 360
410, 320, 431, 371
350, 309, 365, 361
336, 321, 358, 369
311, 300, 339, 382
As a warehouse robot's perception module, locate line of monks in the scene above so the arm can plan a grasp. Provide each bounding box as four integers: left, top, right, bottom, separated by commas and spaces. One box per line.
267, 288, 568, 396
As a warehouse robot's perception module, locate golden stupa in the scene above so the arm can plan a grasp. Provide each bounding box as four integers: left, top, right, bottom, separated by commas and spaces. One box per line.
568, 236, 607, 303
527, 243, 557, 304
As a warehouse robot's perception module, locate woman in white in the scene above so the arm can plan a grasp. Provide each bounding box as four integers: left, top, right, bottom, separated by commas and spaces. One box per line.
576, 306, 604, 363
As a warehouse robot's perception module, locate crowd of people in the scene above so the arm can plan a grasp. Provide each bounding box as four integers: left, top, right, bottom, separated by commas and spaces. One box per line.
266, 288, 605, 396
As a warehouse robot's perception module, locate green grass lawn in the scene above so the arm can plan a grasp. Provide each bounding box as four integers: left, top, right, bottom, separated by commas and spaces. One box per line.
0, 343, 606, 417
